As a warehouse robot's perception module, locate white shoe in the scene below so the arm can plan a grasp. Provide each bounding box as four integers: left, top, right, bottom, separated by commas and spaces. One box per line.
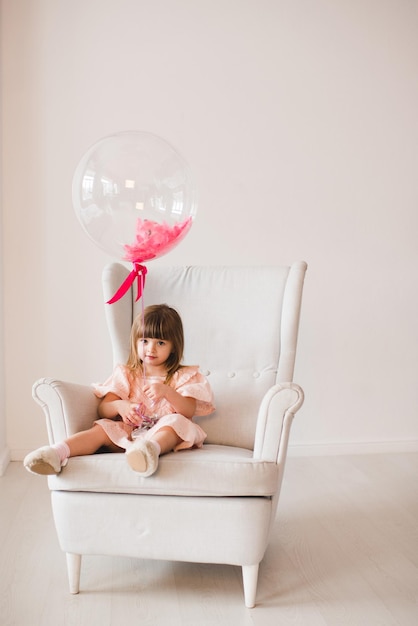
23, 446, 63, 475
126, 440, 159, 477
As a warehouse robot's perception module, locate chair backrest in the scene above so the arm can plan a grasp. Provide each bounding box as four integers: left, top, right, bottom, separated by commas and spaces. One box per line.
103, 263, 307, 450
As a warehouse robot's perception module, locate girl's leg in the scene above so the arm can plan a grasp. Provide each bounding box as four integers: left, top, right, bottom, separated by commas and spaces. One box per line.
150, 426, 182, 455
24, 424, 122, 475
65, 424, 122, 456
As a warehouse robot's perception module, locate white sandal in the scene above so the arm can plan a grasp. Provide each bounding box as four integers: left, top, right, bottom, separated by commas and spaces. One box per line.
126, 440, 159, 477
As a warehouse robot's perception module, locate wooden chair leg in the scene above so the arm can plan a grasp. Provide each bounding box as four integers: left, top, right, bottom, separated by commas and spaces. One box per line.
242, 563, 259, 608
66, 552, 82, 594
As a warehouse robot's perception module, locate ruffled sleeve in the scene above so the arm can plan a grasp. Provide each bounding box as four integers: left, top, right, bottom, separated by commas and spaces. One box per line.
92, 364, 132, 400
171, 366, 215, 416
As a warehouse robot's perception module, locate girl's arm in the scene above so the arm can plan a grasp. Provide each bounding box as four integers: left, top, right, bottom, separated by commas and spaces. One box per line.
98, 392, 142, 426
143, 383, 197, 419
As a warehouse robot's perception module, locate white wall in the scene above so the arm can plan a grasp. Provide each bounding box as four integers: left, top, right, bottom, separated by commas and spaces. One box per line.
1, 0, 417, 460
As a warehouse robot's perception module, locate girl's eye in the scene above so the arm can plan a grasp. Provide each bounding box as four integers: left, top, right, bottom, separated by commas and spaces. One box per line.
158, 341, 165, 346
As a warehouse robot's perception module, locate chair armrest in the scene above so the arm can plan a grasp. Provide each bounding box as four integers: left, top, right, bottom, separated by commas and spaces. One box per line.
32, 378, 100, 444
253, 382, 304, 463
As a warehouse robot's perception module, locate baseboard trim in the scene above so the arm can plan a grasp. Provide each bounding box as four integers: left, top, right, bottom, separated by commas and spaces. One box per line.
288, 440, 418, 457
0, 446, 11, 476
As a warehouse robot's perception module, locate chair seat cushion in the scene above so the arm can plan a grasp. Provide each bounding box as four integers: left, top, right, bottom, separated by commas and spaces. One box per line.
47, 444, 280, 497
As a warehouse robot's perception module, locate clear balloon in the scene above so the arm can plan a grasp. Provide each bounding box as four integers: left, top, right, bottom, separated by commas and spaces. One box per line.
72, 131, 197, 262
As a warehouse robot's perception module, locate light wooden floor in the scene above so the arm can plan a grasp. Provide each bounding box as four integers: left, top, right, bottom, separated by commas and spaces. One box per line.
1, 453, 417, 626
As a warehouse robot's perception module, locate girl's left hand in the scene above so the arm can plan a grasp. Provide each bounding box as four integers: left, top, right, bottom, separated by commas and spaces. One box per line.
143, 382, 167, 404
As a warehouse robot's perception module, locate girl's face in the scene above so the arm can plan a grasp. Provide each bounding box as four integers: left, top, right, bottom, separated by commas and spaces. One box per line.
137, 337, 173, 370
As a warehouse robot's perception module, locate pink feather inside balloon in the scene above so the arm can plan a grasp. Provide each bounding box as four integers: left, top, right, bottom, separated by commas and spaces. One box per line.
122, 216, 193, 263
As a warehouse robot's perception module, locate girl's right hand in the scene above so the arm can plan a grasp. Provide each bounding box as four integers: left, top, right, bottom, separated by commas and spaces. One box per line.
118, 401, 143, 427
98, 392, 143, 426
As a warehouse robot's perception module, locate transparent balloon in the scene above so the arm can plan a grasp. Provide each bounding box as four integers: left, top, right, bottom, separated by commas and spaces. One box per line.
72, 131, 197, 262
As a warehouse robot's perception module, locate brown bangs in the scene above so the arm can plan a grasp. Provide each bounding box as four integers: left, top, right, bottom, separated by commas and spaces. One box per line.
142, 312, 170, 340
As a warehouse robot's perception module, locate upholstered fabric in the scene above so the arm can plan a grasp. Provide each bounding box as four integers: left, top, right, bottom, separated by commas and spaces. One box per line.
47, 446, 280, 497
103, 264, 306, 450
51, 491, 274, 566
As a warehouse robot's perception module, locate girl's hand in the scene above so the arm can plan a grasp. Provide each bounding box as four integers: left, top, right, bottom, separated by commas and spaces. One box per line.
142, 382, 167, 404
98, 392, 143, 426
118, 401, 144, 427
143, 383, 197, 419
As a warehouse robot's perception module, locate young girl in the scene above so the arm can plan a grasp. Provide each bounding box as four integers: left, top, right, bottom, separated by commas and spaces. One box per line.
24, 304, 215, 478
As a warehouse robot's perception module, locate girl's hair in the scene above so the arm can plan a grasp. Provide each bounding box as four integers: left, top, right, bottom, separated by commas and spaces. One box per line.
127, 304, 184, 381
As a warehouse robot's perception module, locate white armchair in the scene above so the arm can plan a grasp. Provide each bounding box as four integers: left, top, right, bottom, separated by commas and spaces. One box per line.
32, 262, 307, 608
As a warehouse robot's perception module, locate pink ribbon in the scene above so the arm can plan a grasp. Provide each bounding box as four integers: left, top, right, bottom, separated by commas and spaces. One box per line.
107, 262, 148, 304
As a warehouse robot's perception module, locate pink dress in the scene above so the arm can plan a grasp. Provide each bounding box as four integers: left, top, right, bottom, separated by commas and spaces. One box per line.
93, 364, 215, 451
